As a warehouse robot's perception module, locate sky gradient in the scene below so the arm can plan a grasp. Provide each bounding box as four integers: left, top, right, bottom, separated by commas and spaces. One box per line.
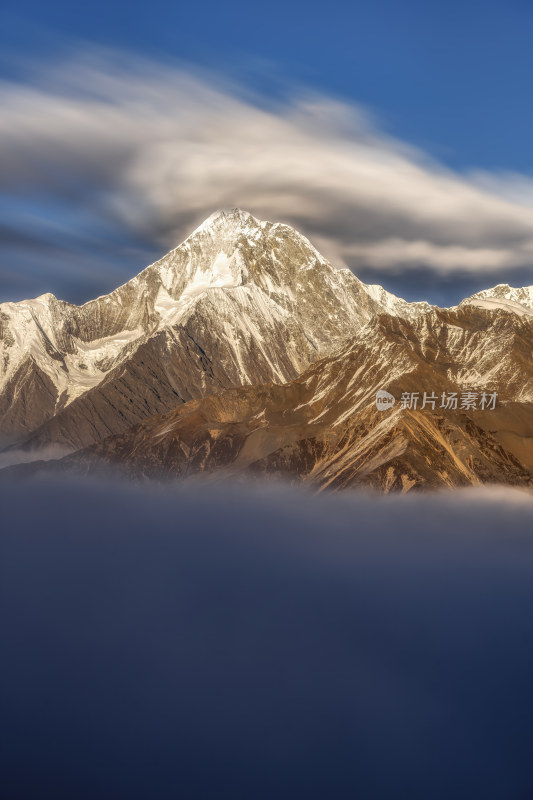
1, 0, 533, 305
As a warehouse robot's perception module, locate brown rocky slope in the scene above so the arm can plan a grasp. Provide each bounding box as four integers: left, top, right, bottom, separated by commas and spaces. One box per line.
42, 305, 533, 492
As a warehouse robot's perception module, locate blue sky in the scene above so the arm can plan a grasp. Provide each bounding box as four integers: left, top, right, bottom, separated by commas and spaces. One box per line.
1, 0, 533, 304
3, 0, 532, 171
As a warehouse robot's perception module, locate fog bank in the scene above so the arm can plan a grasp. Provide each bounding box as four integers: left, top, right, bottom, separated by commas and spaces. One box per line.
1, 477, 533, 799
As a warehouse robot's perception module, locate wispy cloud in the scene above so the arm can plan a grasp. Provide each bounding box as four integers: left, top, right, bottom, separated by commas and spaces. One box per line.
1, 49, 533, 303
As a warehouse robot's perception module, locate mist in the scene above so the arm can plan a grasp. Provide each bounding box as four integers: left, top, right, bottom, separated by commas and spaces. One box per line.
2, 476, 533, 798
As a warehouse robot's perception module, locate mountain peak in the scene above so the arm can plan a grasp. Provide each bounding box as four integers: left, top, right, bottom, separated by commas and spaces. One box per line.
461, 282, 533, 314
191, 208, 261, 236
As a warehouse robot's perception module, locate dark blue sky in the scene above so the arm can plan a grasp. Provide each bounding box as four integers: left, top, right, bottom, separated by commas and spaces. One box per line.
3, 0, 532, 171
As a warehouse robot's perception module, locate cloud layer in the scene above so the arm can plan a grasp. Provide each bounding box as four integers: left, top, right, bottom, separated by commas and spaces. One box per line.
2, 476, 533, 798
2, 51, 533, 303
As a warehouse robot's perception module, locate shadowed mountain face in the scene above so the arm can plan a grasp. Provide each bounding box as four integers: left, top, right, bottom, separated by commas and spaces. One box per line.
1, 210, 532, 492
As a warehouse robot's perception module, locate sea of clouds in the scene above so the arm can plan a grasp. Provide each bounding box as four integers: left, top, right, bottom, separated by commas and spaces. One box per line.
2, 475, 533, 798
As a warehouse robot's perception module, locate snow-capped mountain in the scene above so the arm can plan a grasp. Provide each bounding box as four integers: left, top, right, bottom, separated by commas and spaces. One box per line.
460, 283, 533, 316
2, 208, 533, 491
0, 209, 424, 450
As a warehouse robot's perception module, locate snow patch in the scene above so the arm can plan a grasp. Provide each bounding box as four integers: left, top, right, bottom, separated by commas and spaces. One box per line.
463, 297, 533, 317
181, 251, 240, 300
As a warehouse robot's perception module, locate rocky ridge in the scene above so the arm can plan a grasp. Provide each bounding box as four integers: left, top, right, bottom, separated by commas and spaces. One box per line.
54, 305, 533, 491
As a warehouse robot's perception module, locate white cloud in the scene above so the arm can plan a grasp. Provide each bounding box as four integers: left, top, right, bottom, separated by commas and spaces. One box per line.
331, 239, 531, 272
1, 50, 533, 283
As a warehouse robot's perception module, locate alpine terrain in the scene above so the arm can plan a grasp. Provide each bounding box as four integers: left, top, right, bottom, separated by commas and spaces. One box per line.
0, 209, 416, 452
1, 209, 532, 492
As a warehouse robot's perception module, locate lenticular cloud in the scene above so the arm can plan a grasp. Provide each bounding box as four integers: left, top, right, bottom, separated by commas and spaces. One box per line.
2, 50, 533, 297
